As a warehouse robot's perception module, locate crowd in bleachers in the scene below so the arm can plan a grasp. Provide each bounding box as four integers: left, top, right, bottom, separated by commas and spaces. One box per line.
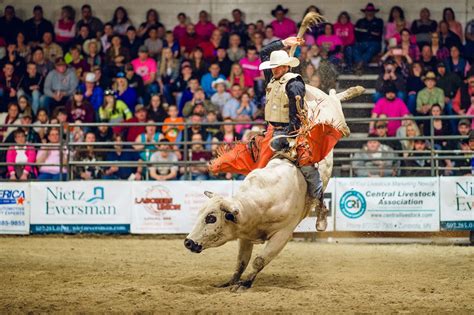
0, 3, 472, 180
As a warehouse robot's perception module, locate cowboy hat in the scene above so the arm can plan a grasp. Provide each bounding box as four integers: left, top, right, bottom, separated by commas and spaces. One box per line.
211, 78, 230, 89
423, 71, 437, 81
271, 4, 289, 17
259, 50, 300, 70
361, 3, 379, 12
82, 38, 101, 56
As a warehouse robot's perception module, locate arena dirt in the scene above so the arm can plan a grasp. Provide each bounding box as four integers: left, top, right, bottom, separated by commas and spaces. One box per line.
0, 237, 473, 313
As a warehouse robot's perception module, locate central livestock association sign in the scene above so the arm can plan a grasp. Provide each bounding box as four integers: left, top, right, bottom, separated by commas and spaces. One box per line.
30, 182, 132, 233
336, 178, 440, 231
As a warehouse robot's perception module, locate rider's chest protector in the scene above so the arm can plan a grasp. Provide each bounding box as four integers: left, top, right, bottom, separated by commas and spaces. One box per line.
265, 72, 300, 123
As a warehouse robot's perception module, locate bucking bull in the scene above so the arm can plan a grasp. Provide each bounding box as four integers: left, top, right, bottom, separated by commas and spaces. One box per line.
184, 85, 364, 291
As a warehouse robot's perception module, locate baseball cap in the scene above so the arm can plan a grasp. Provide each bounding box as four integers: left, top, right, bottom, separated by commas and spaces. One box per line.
135, 104, 146, 112
116, 72, 126, 78
138, 45, 149, 53
85, 72, 96, 83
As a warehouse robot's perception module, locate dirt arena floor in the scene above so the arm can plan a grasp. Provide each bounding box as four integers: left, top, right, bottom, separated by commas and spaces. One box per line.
0, 237, 473, 313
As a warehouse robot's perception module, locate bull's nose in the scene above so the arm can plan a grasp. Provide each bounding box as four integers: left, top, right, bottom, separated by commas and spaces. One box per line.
184, 238, 194, 250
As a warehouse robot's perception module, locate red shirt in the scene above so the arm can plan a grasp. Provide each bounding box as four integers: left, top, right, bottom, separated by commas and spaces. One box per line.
194, 21, 216, 41
114, 117, 146, 142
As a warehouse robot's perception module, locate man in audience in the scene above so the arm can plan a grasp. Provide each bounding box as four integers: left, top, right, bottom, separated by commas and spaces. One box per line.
402, 139, 432, 176
0, 6, 24, 44
416, 71, 445, 116
352, 134, 397, 177
42, 58, 79, 113
76, 4, 104, 39
131, 45, 158, 104
353, 3, 384, 74
23, 5, 54, 45
222, 84, 243, 119
149, 139, 179, 180
0, 63, 20, 111
182, 88, 214, 117
41, 32, 64, 62
200, 63, 225, 98
411, 8, 438, 47
121, 104, 148, 142
104, 134, 142, 180
181, 132, 212, 180
452, 70, 474, 115
269, 5, 297, 39
195, 10, 216, 41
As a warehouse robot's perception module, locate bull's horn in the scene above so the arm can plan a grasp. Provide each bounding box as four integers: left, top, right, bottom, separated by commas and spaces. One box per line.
204, 191, 214, 198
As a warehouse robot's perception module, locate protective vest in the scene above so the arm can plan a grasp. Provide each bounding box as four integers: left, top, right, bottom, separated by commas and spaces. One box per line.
265, 72, 300, 123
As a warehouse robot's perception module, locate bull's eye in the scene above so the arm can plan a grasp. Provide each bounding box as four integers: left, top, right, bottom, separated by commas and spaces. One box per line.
205, 214, 217, 224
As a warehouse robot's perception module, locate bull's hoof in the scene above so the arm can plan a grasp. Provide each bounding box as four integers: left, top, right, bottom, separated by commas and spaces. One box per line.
229, 280, 252, 292
213, 281, 235, 288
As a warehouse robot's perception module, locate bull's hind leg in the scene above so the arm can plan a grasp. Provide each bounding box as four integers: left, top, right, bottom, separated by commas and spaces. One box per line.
230, 230, 292, 292
216, 239, 253, 288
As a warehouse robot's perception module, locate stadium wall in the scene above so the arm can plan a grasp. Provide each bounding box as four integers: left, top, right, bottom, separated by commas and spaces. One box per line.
0, 177, 472, 235
3, 0, 473, 32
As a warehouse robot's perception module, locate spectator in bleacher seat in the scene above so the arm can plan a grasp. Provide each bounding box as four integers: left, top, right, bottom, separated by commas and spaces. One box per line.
406, 62, 424, 114
162, 105, 184, 144
163, 31, 180, 58
229, 9, 247, 44
42, 58, 79, 113
465, 19, 474, 64
269, 5, 297, 40
100, 23, 113, 54
0, 63, 20, 111
214, 47, 231, 78
17, 96, 33, 120
72, 25, 92, 50
222, 84, 243, 120
36, 127, 67, 180
410, 8, 437, 48
210, 78, 231, 112
438, 21, 462, 51
131, 45, 158, 104
6, 128, 37, 180
251, 31, 265, 53
429, 32, 449, 62
54, 5, 76, 50
149, 139, 179, 180
103, 134, 142, 180
240, 46, 263, 88
66, 89, 95, 123
76, 4, 103, 39
106, 35, 130, 77
227, 34, 245, 63
263, 25, 279, 46
452, 70, 474, 115
1, 42, 26, 76
177, 113, 212, 150
68, 46, 89, 80
188, 47, 208, 81
171, 64, 192, 108
123, 26, 142, 60
195, 10, 216, 41
401, 139, 432, 176
374, 59, 406, 102
178, 76, 199, 115
380, 44, 412, 79
31, 47, 53, 78
452, 131, 474, 176
0, 103, 20, 142
146, 94, 167, 125
120, 104, 148, 142
173, 13, 188, 43
11, 113, 40, 145
23, 5, 54, 46
182, 88, 215, 118
98, 89, 132, 123
423, 104, 452, 150
157, 47, 180, 104
384, 6, 409, 45
33, 109, 49, 142
416, 71, 445, 116
74, 131, 105, 180
235, 93, 257, 133
201, 63, 225, 98
397, 119, 421, 157
110, 6, 132, 36
133, 119, 164, 162
436, 62, 462, 105
316, 23, 343, 65
144, 26, 163, 59
18, 62, 43, 114
370, 83, 410, 137
419, 44, 438, 73
137, 9, 163, 39
351, 134, 397, 177
334, 11, 355, 72
181, 132, 211, 180
180, 24, 201, 59
228, 63, 252, 90
94, 124, 113, 144
81, 72, 103, 112
353, 3, 383, 75
446, 46, 470, 80
442, 8, 463, 40
199, 29, 222, 62
214, 117, 241, 144
0, 6, 24, 44
114, 71, 138, 110
399, 29, 420, 62
16, 32, 31, 62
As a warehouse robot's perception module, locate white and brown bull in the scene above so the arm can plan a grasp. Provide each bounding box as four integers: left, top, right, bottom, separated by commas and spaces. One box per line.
184, 86, 364, 291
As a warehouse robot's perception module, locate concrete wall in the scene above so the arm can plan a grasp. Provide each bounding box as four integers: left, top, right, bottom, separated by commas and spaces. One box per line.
2, 0, 473, 32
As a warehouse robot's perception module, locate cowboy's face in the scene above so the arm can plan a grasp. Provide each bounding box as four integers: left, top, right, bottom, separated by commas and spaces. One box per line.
271, 65, 289, 79
365, 10, 375, 19
275, 11, 285, 21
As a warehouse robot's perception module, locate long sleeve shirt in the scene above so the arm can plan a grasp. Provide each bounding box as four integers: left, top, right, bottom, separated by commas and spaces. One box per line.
354, 17, 384, 43
416, 87, 445, 112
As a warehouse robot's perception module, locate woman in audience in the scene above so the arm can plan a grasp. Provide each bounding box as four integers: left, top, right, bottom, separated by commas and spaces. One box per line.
147, 94, 167, 124
18, 96, 33, 118
400, 29, 420, 61
31, 47, 53, 77
385, 6, 409, 44
0, 103, 21, 143
406, 62, 425, 115
105, 35, 130, 76
423, 104, 452, 149
16, 32, 31, 61
235, 92, 257, 134
138, 9, 162, 39
133, 120, 164, 162
251, 31, 264, 53
438, 21, 462, 50
334, 11, 355, 71
74, 131, 104, 180
54, 5, 76, 50
33, 109, 49, 142
226, 33, 245, 63
101, 23, 114, 53
83, 38, 103, 69
430, 32, 450, 61
396, 119, 420, 157
446, 45, 470, 80
158, 47, 180, 104
36, 127, 67, 180
6, 129, 37, 180
189, 47, 208, 81
66, 89, 95, 123
214, 117, 241, 145
316, 23, 343, 64
98, 89, 132, 123
228, 63, 252, 89
114, 72, 137, 110
442, 8, 463, 40
110, 6, 132, 35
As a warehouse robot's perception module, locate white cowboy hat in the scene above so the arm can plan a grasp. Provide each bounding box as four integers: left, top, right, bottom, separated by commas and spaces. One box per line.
82, 38, 101, 56
211, 78, 230, 89
259, 50, 300, 70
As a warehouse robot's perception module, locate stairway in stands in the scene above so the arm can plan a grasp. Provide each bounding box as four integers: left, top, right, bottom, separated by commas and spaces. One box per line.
334, 65, 379, 176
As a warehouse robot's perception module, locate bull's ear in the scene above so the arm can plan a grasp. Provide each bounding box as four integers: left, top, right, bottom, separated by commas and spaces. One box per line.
204, 191, 214, 199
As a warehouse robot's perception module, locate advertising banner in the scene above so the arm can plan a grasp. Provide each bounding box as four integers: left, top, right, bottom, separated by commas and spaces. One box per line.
335, 178, 440, 231
131, 181, 233, 234
0, 183, 30, 234
440, 177, 474, 230
30, 181, 132, 233
295, 179, 335, 232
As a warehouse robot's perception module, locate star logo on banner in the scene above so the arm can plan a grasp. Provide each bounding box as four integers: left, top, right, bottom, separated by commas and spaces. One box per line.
16, 197, 24, 205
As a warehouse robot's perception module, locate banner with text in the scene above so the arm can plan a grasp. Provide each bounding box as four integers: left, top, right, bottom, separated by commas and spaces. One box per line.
440, 177, 474, 230
0, 183, 30, 234
30, 181, 132, 233
336, 178, 440, 231
131, 181, 233, 234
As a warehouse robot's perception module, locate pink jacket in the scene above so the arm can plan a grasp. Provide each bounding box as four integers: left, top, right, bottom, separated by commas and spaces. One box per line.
6, 146, 37, 176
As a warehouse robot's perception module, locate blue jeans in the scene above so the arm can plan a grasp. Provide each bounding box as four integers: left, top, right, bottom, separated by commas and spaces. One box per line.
37, 172, 66, 181
407, 93, 417, 115
343, 45, 354, 67
353, 41, 382, 65
444, 101, 458, 132
180, 173, 208, 181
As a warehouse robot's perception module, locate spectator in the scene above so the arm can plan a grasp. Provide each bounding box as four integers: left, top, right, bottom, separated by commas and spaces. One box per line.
100, 23, 113, 54
406, 62, 425, 114
76, 4, 103, 38
229, 63, 252, 89
189, 47, 208, 81
16, 32, 31, 61
385, 6, 409, 44
251, 31, 264, 53
121, 104, 148, 142
317, 23, 343, 64
227, 33, 245, 63
18, 62, 43, 114
410, 8, 437, 47
442, 8, 463, 40
33, 109, 49, 142
235, 92, 257, 133
299, 6, 323, 44
222, 84, 243, 119
41, 31, 64, 63
94, 124, 114, 143
353, 3, 384, 74
133, 119, 164, 162
103, 134, 142, 180
416, 71, 445, 115
1, 43, 26, 76
36, 128, 67, 180
110, 7, 132, 36
215, 47, 232, 77
397, 119, 421, 157
178, 77, 199, 115
177, 113, 211, 148
465, 19, 474, 64
42, 58, 79, 113
210, 78, 231, 112
74, 131, 104, 180
430, 32, 450, 62
0, 6, 24, 44
214, 117, 241, 145
99, 89, 132, 123
149, 139, 179, 180
438, 21, 462, 50
374, 60, 406, 102
171, 64, 193, 107
180, 24, 201, 58
201, 63, 225, 97
352, 134, 397, 177
263, 25, 279, 46
334, 11, 355, 71
124, 63, 145, 100
124, 26, 142, 60
240, 46, 263, 87
147, 94, 167, 123
6, 129, 37, 180
157, 47, 180, 103
72, 24, 91, 49
32, 47, 54, 78
115, 72, 137, 110
370, 83, 410, 136
163, 31, 180, 58
399, 29, 420, 62
173, 13, 188, 43
452, 131, 474, 176
229, 9, 247, 42
182, 88, 214, 117
17, 96, 33, 119
131, 45, 158, 103
452, 70, 474, 115
105, 35, 130, 77
68, 46, 90, 80
0, 63, 20, 111
195, 10, 216, 41
162, 105, 185, 142
372, 120, 401, 151
66, 89, 95, 123
269, 5, 297, 39
81, 72, 104, 112
419, 44, 438, 73
423, 104, 452, 149
199, 29, 222, 62
436, 62, 462, 115
446, 45, 470, 80
0, 103, 20, 142
137, 9, 163, 39
181, 132, 212, 180
144, 26, 163, 59
402, 139, 432, 176
54, 5, 76, 50
23, 5, 54, 45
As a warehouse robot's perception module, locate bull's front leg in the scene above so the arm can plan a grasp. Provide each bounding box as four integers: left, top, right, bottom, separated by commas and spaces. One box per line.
215, 239, 253, 288
230, 230, 292, 292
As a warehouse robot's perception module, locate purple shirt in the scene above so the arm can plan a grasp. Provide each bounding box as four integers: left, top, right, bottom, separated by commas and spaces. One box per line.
270, 18, 297, 39
372, 98, 410, 136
